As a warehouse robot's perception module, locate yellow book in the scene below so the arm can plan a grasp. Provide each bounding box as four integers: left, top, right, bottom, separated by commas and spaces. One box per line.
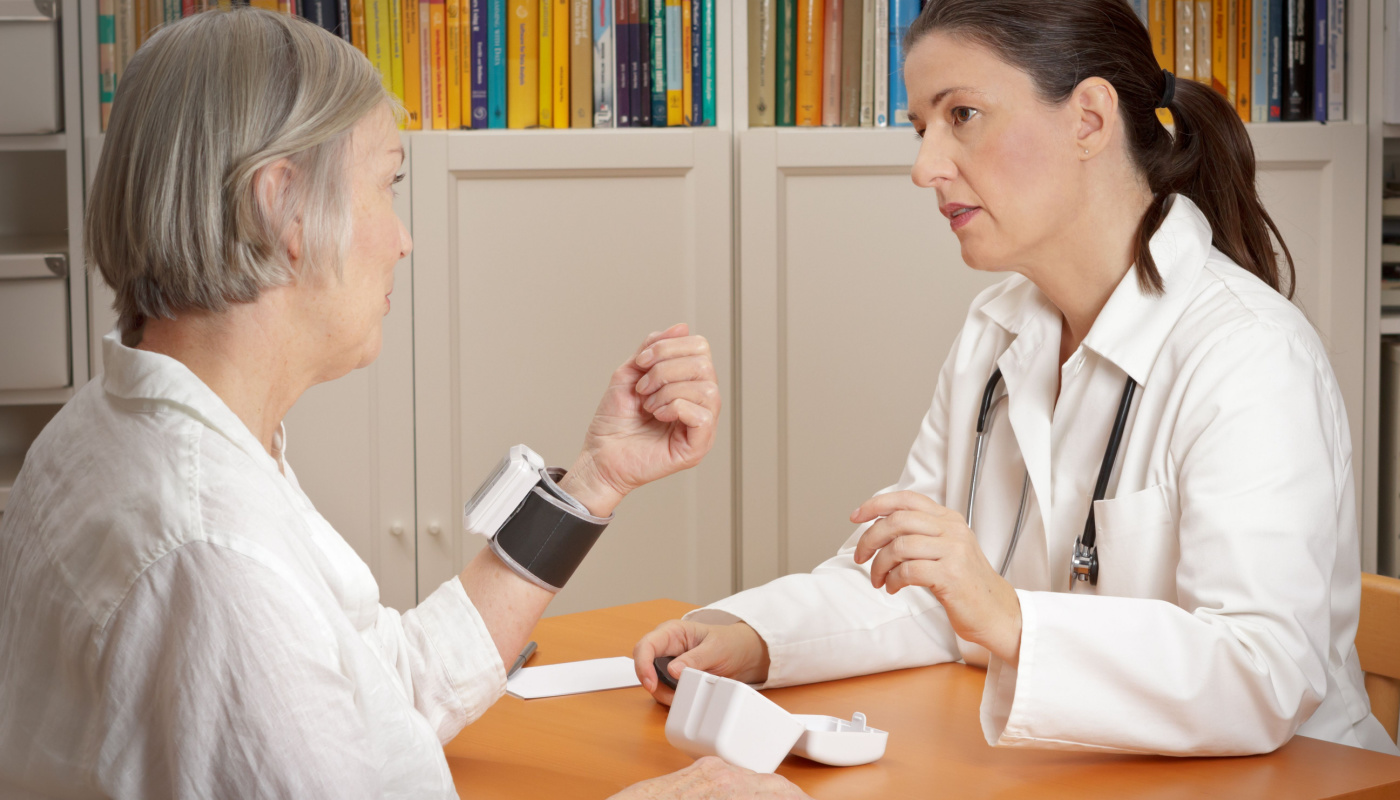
366, 0, 396, 93
403, 0, 424, 129
461, 0, 473, 127
390, 0, 406, 104
447, 0, 462, 128
430, 0, 448, 129
507, 0, 540, 127
1148, 0, 1173, 124
553, 0, 569, 127
1234, 0, 1250, 121
539, 0, 553, 127
666, 0, 682, 124
249, 0, 277, 8
350, 0, 368, 56
1211, 0, 1227, 96
681, 0, 693, 123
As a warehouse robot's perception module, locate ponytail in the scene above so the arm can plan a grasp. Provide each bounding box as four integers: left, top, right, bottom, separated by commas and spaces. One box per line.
907, 0, 1295, 298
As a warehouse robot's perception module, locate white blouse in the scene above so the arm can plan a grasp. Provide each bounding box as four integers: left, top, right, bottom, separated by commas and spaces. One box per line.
0, 333, 506, 798
689, 197, 1400, 757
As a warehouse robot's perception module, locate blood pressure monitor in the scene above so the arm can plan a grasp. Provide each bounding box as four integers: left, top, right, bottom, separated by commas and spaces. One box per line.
463, 445, 612, 592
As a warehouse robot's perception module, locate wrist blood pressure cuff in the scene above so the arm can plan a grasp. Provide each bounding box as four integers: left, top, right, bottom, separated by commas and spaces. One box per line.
488, 467, 611, 592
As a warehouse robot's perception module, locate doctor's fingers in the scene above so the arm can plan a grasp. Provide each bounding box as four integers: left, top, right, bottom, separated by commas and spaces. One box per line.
853, 509, 966, 565
851, 490, 953, 525
867, 533, 977, 590
634, 620, 711, 690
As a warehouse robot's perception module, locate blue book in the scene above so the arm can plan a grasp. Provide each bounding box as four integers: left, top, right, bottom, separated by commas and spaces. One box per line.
1313, 0, 1327, 121
1252, 0, 1269, 122
594, 0, 615, 126
889, 0, 917, 126
701, 0, 715, 125
488, 0, 507, 128
650, 0, 667, 124
1268, 0, 1283, 120
303, 0, 340, 34
617, 0, 632, 125
638, 0, 652, 126
689, 0, 702, 125
470, 0, 488, 128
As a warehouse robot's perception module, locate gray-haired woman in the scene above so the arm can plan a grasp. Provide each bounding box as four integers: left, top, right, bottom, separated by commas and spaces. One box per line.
0, 9, 807, 799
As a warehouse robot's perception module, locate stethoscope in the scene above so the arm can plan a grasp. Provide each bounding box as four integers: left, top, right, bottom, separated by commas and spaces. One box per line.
968, 368, 1138, 587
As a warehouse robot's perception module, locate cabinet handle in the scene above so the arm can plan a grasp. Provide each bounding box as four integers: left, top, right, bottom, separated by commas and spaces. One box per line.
390, 523, 405, 537
427, 521, 443, 536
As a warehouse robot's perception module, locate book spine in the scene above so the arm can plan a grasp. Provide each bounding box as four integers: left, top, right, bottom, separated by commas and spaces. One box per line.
593, 0, 614, 126
689, 0, 701, 124
858, 0, 873, 126
459, 0, 472, 126
1148, 0, 1173, 125
341, 0, 352, 39
571, 0, 593, 127
430, 0, 447, 128
446, 0, 462, 127
1177, 1, 1195, 80
680, 0, 692, 123
1312, 0, 1325, 121
351, 0, 368, 55
183, 0, 195, 15
1281, 0, 1308, 120
1195, 1, 1212, 84
702, 0, 714, 124
617, 0, 631, 125
508, 0, 540, 127
1221, 0, 1234, 102
872, 0, 886, 126
634, 0, 648, 126
117, 0, 133, 80
1268, 0, 1281, 119
420, 1, 434, 125
390, 0, 406, 105
665, 0, 681, 124
1251, 0, 1268, 120
776, 0, 795, 125
305, 0, 337, 29
367, 1, 395, 92
555, 0, 571, 126
403, 0, 424, 129
840, 0, 860, 126
1326, 0, 1343, 120
470, 0, 487, 127
650, 0, 667, 124
889, 0, 914, 125
136, 0, 148, 48
1235, 0, 1249, 120
749, 0, 775, 126
821, 0, 841, 126
100, 0, 116, 131
489, 0, 506, 126
795, 0, 822, 125
1132, 0, 1148, 22
540, 0, 554, 127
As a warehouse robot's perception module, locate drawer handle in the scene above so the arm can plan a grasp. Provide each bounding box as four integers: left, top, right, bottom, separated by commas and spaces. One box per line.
44, 255, 65, 278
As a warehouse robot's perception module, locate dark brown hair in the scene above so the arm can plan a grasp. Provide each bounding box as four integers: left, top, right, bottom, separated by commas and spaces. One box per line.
906, 0, 1294, 298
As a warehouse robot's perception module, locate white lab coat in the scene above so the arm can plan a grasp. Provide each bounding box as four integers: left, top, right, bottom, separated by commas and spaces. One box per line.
689, 196, 1400, 757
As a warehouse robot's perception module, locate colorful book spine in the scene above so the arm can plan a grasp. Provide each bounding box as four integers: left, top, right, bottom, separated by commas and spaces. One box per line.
689, 0, 701, 124
460, 0, 473, 125
304, 0, 340, 31
873, 0, 886, 126
702, 0, 714, 124
840, 0, 860, 126
341, 0, 353, 40
1326, 0, 1343, 120
1235, 0, 1250, 121
1175, 0, 1194, 81
650, 0, 667, 124
351, 0, 368, 54
390, 0, 406, 105
749, 0, 776, 126
489, 0, 507, 126
1217, 0, 1231, 100
617, 0, 632, 125
367, 1, 396, 94
1148, 0, 1173, 126
1251, 0, 1268, 121
795, 0, 822, 125
680, 0, 692, 124
593, 0, 615, 125
430, 0, 448, 128
446, 0, 462, 128
858, 0, 873, 126
554, 0, 570, 127
470, 0, 488, 127
571, 0, 592, 127
1268, 0, 1282, 119
1280, 0, 1308, 120
1195, 1, 1212, 85
889, 0, 914, 125
540, 0, 554, 127
821, 0, 841, 126
665, 0, 681, 124
776, 0, 796, 125
116, 0, 133, 81
403, 0, 423, 129
99, 0, 116, 131
508, 0, 540, 127
636, 0, 650, 126
1312, 0, 1326, 121
183, 0, 196, 16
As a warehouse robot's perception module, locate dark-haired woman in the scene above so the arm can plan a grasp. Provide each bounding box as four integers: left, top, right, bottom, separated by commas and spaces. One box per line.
631, 0, 1399, 756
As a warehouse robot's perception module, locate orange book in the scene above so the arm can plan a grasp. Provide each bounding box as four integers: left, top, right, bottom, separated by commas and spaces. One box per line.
250, 1, 279, 9
446, 0, 462, 128
1148, 0, 1174, 125
403, 0, 424, 129
794, 0, 823, 126
1210, 0, 1227, 95
552, 0, 569, 127
351, 0, 368, 55
1234, 0, 1250, 121
430, 0, 448, 129
135, 0, 149, 47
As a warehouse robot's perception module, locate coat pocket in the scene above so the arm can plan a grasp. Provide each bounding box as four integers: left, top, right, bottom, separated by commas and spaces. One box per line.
1092, 483, 1179, 600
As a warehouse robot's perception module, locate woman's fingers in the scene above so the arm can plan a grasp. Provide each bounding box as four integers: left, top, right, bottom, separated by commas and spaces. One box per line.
635, 333, 712, 371
642, 379, 720, 417
634, 324, 690, 359
636, 355, 718, 396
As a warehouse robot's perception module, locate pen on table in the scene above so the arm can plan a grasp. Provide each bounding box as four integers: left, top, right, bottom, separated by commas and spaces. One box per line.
508, 641, 537, 678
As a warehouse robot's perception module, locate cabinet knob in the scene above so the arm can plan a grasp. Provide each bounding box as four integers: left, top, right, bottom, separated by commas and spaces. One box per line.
427, 521, 443, 537
390, 523, 405, 537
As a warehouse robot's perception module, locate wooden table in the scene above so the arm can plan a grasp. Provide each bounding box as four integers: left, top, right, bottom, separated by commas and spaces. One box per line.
446, 600, 1400, 799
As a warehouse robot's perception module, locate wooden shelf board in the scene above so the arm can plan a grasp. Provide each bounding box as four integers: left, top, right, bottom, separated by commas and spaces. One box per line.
0, 133, 67, 152
1381, 314, 1400, 336
0, 388, 73, 407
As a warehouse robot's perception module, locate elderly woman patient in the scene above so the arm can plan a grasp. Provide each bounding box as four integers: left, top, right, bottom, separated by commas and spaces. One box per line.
0, 9, 806, 800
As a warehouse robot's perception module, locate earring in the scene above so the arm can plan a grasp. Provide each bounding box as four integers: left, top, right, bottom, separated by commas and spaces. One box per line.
1083, 149, 1089, 155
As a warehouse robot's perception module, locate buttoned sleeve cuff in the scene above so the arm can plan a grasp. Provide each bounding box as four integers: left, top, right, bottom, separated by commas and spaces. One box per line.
410, 576, 508, 740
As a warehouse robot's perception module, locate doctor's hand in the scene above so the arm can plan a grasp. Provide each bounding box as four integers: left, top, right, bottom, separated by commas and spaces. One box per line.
559, 324, 721, 518
632, 619, 770, 706
852, 491, 1024, 666
608, 757, 811, 800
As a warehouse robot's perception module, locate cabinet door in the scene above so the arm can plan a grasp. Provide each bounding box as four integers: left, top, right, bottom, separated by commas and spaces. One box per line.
737, 124, 1370, 586
410, 130, 735, 614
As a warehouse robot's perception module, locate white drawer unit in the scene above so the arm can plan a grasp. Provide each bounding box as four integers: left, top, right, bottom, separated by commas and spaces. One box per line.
0, 236, 69, 391
0, 1, 63, 135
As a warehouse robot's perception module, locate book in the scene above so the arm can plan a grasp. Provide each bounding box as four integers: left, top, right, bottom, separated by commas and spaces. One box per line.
594, 0, 615, 126
508, 0, 540, 127
873, 0, 886, 126
689, 0, 701, 124
100, 0, 116, 131
389, 0, 406, 105
351, 0, 368, 55
367, 1, 396, 95
461, 0, 474, 125
430, 0, 447, 128
821, 0, 841, 126
571, 0, 592, 127
1268, 0, 1282, 119
889, 0, 915, 125
858, 0, 873, 126
1251, 0, 1268, 121
446, 0, 462, 128
776, 0, 796, 125
470, 0, 488, 127
1211, 0, 1227, 95
1148, 0, 1174, 125
1175, 0, 1194, 81
795, 0, 822, 125
1281, 0, 1309, 120
636, 0, 651, 126
489, 0, 506, 126
135, 0, 148, 49
680, 0, 692, 123
304, 0, 341, 32
1312, 0, 1326, 121
342, 0, 353, 40
117, 0, 135, 80
1235, 0, 1250, 120
749, 0, 776, 126
665, 0, 681, 124
540, 0, 554, 127
1326, 0, 1343, 120
617, 0, 631, 125
650, 0, 667, 124
402, 0, 423, 129
1195, 1, 1211, 85
554, 0, 570, 127
840, 0, 861, 126
702, 0, 715, 124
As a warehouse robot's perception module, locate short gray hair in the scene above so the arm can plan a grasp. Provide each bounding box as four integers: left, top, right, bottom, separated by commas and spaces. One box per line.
85, 8, 390, 340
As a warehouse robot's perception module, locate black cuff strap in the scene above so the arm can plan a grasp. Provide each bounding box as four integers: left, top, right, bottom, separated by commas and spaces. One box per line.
490, 472, 611, 592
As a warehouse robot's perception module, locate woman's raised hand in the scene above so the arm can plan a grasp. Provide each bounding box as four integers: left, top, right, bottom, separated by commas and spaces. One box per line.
632, 620, 770, 705
559, 324, 721, 517
852, 491, 1024, 666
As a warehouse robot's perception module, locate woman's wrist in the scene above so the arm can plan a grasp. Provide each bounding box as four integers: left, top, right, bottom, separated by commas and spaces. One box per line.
559, 452, 627, 518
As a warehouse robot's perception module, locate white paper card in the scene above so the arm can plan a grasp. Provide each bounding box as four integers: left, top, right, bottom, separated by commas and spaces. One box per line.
506, 656, 642, 699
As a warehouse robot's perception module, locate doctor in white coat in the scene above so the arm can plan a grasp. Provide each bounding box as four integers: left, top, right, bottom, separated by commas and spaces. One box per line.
633, 0, 1400, 757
